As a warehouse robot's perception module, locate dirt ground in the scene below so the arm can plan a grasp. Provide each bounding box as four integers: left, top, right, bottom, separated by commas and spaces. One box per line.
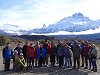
0, 45, 100, 75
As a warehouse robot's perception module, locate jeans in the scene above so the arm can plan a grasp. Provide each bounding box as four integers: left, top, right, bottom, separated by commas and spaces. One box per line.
92, 61, 97, 70
65, 58, 70, 67
38, 58, 44, 67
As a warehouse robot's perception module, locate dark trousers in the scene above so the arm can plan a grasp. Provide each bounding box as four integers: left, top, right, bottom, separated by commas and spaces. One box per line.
73, 57, 80, 68
92, 61, 97, 70
89, 58, 92, 69
38, 58, 44, 67
27, 57, 34, 67
59, 56, 64, 67
84, 56, 89, 68
81, 54, 84, 66
50, 55, 55, 66
4, 58, 10, 71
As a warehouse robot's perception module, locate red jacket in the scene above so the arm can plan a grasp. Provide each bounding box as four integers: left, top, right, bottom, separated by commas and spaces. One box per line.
83, 46, 90, 57
26, 47, 35, 57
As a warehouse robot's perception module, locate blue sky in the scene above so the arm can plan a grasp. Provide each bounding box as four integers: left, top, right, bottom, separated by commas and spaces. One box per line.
0, 0, 100, 29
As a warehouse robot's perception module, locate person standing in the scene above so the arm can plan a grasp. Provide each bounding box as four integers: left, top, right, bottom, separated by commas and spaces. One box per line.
2, 43, 13, 71
43, 40, 49, 66
14, 44, 22, 55
56, 41, 62, 64
37, 44, 46, 67
91, 44, 98, 72
34, 41, 40, 67
26, 43, 35, 68
58, 43, 64, 67
64, 44, 72, 68
83, 41, 90, 69
50, 44, 56, 67
73, 41, 81, 69
22, 42, 30, 62
80, 40, 85, 67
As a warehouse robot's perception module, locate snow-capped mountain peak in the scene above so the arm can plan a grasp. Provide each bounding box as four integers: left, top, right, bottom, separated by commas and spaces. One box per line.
0, 13, 100, 35
28, 12, 100, 34
72, 13, 84, 18
0, 24, 27, 35
61, 13, 91, 23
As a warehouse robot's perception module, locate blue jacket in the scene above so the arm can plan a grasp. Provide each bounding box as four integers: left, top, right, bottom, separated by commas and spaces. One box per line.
64, 47, 70, 58
2, 46, 13, 59
37, 48, 46, 59
58, 46, 64, 56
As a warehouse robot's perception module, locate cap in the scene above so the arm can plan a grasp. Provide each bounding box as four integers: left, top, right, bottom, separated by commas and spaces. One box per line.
20, 53, 23, 56
14, 50, 18, 54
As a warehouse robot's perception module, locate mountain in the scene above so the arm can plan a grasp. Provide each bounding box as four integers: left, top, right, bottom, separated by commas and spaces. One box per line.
28, 12, 100, 34
0, 13, 100, 35
0, 24, 27, 35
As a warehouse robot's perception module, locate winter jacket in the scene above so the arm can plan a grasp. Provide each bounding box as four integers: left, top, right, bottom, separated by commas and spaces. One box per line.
80, 44, 84, 54
73, 45, 81, 58
64, 47, 72, 58
43, 43, 48, 54
50, 46, 56, 56
83, 46, 90, 57
91, 48, 98, 61
14, 47, 22, 55
2, 46, 13, 59
48, 44, 51, 54
26, 47, 35, 57
58, 46, 64, 56
37, 48, 46, 59
22, 45, 29, 57
14, 55, 25, 67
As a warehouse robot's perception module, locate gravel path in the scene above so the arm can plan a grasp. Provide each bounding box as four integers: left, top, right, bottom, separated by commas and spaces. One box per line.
0, 51, 100, 75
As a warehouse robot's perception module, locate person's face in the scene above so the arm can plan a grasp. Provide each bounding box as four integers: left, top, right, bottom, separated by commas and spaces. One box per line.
40, 44, 43, 48
20, 55, 23, 59
65, 44, 68, 48
7, 44, 10, 47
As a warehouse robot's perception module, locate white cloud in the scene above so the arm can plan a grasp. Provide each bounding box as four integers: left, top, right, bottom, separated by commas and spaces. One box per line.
31, 27, 100, 35
0, 0, 100, 29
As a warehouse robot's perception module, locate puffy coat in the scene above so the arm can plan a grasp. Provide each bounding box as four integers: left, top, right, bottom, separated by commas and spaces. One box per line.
58, 46, 64, 56
73, 45, 81, 58
37, 48, 46, 59
83, 46, 90, 57
64, 47, 72, 58
26, 47, 35, 57
14, 47, 22, 55
2, 46, 13, 59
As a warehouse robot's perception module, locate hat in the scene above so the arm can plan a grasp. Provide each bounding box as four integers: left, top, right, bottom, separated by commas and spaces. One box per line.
20, 53, 23, 56
14, 50, 18, 54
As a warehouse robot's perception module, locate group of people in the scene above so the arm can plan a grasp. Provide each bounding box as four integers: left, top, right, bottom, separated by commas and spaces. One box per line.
2, 40, 98, 72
